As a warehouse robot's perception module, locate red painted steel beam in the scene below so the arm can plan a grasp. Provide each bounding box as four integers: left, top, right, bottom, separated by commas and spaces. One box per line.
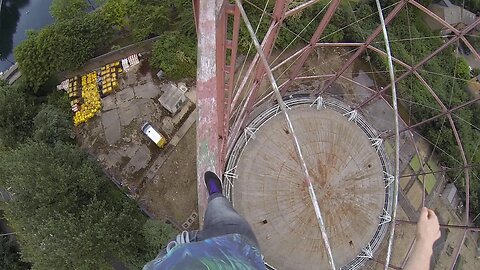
193, 0, 199, 32
384, 96, 480, 138
220, 3, 242, 166
349, 0, 476, 237
314, 0, 408, 96
231, 0, 289, 109
396, 220, 480, 231
242, 0, 289, 116
279, 0, 341, 96
285, 0, 320, 17
216, 5, 228, 168
195, 0, 226, 225
409, 74, 472, 222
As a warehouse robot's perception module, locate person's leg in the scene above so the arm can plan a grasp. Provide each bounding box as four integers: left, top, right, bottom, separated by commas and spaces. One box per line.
196, 172, 260, 248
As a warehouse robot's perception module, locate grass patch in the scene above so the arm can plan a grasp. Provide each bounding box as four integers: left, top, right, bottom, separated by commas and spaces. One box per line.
385, 142, 394, 157
427, 159, 440, 173
410, 155, 422, 172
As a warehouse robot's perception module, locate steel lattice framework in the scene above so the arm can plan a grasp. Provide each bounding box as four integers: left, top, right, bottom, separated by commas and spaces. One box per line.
194, 0, 480, 269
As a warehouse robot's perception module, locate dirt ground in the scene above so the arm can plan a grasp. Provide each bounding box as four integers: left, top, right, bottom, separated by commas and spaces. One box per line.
138, 126, 199, 229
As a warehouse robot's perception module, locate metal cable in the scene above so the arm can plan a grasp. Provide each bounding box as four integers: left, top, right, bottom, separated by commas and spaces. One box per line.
373, 1, 401, 269
234, 0, 336, 269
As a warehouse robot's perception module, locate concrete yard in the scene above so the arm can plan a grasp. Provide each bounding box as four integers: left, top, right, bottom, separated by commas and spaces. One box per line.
75, 60, 198, 228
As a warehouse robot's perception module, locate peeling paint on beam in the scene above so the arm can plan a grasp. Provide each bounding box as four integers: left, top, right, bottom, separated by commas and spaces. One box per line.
195, 0, 225, 226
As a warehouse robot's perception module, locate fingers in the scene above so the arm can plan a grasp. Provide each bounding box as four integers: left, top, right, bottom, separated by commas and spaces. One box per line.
420, 207, 437, 220
419, 207, 429, 220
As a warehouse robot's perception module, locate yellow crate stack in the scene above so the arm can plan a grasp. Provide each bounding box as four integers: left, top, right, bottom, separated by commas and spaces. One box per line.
73, 72, 102, 126
68, 61, 124, 126
100, 61, 122, 96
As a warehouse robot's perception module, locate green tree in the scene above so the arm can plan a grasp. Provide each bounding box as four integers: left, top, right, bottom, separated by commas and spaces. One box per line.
0, 142, 147, 269
50, 0, 89, 21
167, 0, 196, 38
142, 219, 176, 259
130, 2, 169, 41
15, 13, 113, 89
33, 105, 73, 145
100, 0, 129, 28
150, 31, 197, 80
0, 84, 35, 148
0, 235, 31, 270
14, 30, 54, 90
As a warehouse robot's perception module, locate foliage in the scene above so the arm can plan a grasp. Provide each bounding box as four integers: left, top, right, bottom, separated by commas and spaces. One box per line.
99, 0, 129, 28
472, 67, 480, 77
129, 0, 169, 41
49, 0, 89, 21
142, 219, 176, 259
33, 105, 74, 145
151, 31, 197, 80
0, 84, 35, 148
16, 0, 197, 90
4, 2, 191, 268
0, 142, 149, 269
168, 0, 196, 38
0, 235, 31, 270
14, 13, 114, 90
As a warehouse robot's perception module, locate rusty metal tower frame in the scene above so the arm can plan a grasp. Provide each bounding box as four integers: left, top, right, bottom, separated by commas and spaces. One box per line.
194, 0, 480, 269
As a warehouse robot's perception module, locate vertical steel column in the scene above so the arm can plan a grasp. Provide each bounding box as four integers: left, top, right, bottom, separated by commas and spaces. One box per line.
195, 0, 227, 225
221, 4, 242, 166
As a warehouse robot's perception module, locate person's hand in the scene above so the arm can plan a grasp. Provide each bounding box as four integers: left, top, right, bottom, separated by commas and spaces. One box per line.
416, 207, 441, 246
404, 208, 441, 270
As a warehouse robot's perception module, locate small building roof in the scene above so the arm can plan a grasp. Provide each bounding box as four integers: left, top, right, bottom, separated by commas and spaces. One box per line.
159, 83, 187, 115
425, 1, 478, 31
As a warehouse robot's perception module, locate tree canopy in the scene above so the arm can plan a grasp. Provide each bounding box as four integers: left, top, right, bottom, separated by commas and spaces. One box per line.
0, 83, 35, 148
0, 79, 176, 268
49, 0, 89, 21
14, 13, 113, 90
33, 105, 74, 145
151, 31, 197, 80
15, 0, 197, 90
0, 142, 150, 269
0, 235, 31, 270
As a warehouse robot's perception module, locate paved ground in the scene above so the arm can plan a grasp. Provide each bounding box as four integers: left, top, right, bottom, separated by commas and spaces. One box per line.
76, 60, 198, 227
